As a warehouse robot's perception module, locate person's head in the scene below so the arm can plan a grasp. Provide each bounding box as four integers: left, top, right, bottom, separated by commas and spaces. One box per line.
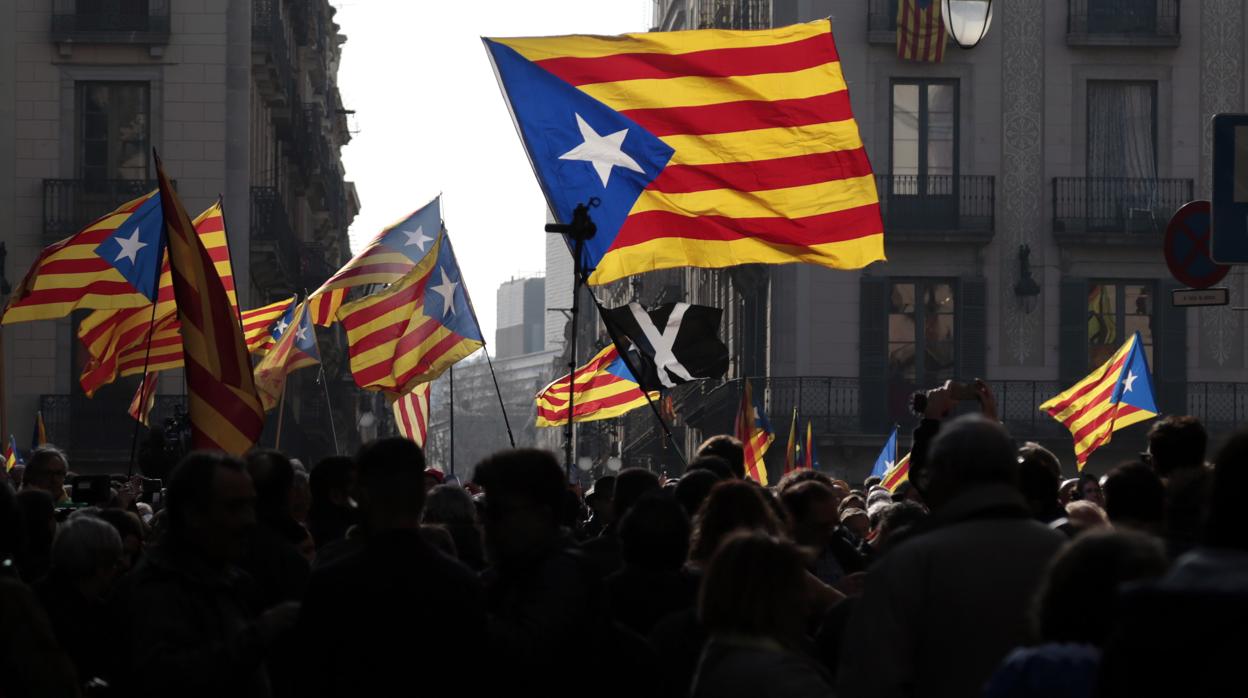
695, 435, 745, 479
1032, 531, 1168, 645
473, 449, 566, 563
840, 508, 870, 540
873, 501, 928, 552
1076, 473, 1104, 507
585, 475, 617, 522
837, 494, 866, 516
15, 488, 56, 580
290, 464, 311, 523
1207, 429, 1248, 551
619, 491, 690, 572
1064, 500, 1110, 532
1058, 478, 1080, 505
355, 437, 428, 532
613, 468, 661, 524
165, 451, 255, 566
95, 507, 145, 572
923, 415, 1019, 508
776, 468, 834, 495
1102, 462, 1164, 532
699, 532, 811, 645
1146, 415, 1207, 478
310, 455, 357, 508
674, 468, 720, 518
424, 468, 446, 492
685, 455, 733, 481
863, 475, 883, 490
1019, 442, 1063, 480
1018, 454, 1062, 521
52, 513, 123, 598
23, 445, 68, 499
689, 480, 784, 564
780, 481, 839, 549
245, 449, 297, 526
865, 487, 892, 511
423, 484, 478, 527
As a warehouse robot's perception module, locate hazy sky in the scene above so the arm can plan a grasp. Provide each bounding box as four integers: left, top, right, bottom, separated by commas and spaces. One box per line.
334, 0, 652, 345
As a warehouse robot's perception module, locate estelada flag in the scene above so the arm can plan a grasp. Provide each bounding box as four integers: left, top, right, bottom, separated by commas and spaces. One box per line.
534, 344, 654, 427
254, 299, 321, 412
393, 383, 432, 446
734, 379, 774, 486
485, 20, 884, 285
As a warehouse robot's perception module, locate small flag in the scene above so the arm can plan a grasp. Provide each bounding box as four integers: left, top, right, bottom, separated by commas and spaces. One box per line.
307, 198, 442, 326
254, 299, 322, 411
897, 0, 948, 63
3, 435, 20, 473
1040, 331, 1158, 470
32, 410, 47, 449
156, 153, 264, 455
393, 383, 432, 446
337, 230, 483, 397
128, 373, 160, 427
485, 20, 884, 286
534, 345, 655, 427
871, 426, 900, 480
783, 407, 799, 476
734, 380, 774, 486
804, 420, 816, 470
600, 302, 729, 392
882, 452, 911, 492
2, 190, 168, 325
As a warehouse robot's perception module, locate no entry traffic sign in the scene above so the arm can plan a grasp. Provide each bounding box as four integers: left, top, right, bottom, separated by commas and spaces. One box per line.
1165, 200, 1230, 290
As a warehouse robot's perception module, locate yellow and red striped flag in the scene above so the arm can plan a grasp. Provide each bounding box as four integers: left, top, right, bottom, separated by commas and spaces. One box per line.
307, 198, 442, 326
155, 154, 263, 455
393, 383, 432, 446
254, 299, 321, 411
486, 19, 884, 286
127, 372, 160, 427
534, 345, 655, 427
32, 411, 47, 448
897, 0, 948, 63
3, 435, 20, 473
2, 190, 168, 324
734, 380, 774, 486
882, 452, 911, 492
783, 407, 799, 476
1040, 331, 1158, 470
337, 230, 483, 397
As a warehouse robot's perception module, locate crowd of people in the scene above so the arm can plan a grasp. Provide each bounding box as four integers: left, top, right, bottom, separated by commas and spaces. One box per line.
0, 381, 1245, 697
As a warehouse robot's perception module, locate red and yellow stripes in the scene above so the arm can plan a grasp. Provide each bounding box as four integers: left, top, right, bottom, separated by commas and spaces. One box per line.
156, 156, 263, 456
897, 0, 948, 63
253, 300, 319, 411
1041, 336, 1149, 469
128, 372, 160, 427
393, 383, 431, 446
494, 20, 884, 285
883, 453, 911, 492
534, 345, 654, 427
734, 380, 773, 486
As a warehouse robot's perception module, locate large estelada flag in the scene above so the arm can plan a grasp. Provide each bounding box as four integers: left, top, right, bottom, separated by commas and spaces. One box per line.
870, 426, 899, 479
534, 344, 655, 427
307, 197, 442, 326
337, 229, 483, 397
155, 154, 264, 455
897, 0, 948, 63
734, 379, 774, 485
485, 20, 884, 285
254, 299, 321, 411
1040, 331, 1158, 470
600, 301, 728, 391
393, 383, 432, 446
2, 191, 167, 324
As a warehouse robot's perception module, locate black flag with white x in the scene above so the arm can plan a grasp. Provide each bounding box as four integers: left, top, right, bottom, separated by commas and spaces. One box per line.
600, 301, 729, 392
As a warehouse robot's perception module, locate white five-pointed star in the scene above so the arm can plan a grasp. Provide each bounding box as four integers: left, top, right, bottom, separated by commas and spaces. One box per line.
885, 460, 895, 471
295, 324, 310, 343
1123, 371, 1138, 393
403, 226, 432, 251
559, 113, 645, 188
273, 318, 289, 336
113, 229, 148, 265
428, 268, 459, 318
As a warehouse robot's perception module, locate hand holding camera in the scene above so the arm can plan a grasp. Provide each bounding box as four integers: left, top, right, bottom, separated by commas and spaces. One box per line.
911, 379, 998, 422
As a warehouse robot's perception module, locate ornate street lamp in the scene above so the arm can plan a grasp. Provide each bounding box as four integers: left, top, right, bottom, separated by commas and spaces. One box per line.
942, 0, 994, 49
1013, 244, 1042, 315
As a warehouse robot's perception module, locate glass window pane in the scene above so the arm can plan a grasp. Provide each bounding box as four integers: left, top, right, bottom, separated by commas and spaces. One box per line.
889, 343, 916, 380
928, 283, 956, 314
890, 283, 915, 314
928, 83, 955, 113
1088, 284, 1118, 346
928, 314, 955, 343
892, 84, 920, 176
927, 341, 956, 375
889, 314, 915, 342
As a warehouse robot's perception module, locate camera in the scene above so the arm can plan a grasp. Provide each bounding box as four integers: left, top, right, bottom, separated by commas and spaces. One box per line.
911, 380, 983, 416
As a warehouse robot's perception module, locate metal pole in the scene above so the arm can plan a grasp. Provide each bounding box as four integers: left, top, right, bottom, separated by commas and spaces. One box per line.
128, 217, 168, 476
565, 237, 583, 479
449, 364, 455, 476
302, 290, 340, 455
274, 381, 287, 449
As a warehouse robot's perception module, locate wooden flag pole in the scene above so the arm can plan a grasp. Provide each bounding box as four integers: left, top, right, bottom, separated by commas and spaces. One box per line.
274, 381, 287, 450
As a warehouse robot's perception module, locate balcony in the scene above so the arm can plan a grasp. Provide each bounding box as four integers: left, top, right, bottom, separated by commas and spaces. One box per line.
1052, 177, 1194, 242
250, 186, 302, 295
51, 0, 170, 49
252, 0, 296, 111
876, 174, 995, 242
1067, 0, 1180, 47
43, 179, 158, 243
867, 0, 899, 44
40, 392, 182, 467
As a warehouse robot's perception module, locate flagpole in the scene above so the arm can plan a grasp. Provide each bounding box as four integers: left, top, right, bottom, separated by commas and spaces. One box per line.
448, 364, 455, 476
274, 380, 287, 450
127, 183, 170, 477
302, 289, 340, 455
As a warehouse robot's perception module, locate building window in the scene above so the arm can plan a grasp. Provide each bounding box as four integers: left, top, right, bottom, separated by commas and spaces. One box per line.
888, 280, 957, 386
891, 80, 958, 186
1088, 281, 1154, 368
1087, 80, 1157, 179
1086, 0, 1159, 35
77, 81, 150, 182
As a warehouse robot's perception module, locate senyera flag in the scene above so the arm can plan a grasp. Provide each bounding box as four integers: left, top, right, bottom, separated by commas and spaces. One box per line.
485, 19, 884, 285
155, 153, 264, 455
307, 197, 442, 326
534, 344, 655, 427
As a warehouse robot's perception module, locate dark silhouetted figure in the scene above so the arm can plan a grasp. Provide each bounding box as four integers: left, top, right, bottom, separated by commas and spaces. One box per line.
696, 435, 746, 479
1145, 415, 1206, 478
306, 456, 358, 551
1102, 462, 1165, 534
240, 450, 311, 608
606, 491, 697, 636
674, 467, 722, 518
582, 467, 660, 576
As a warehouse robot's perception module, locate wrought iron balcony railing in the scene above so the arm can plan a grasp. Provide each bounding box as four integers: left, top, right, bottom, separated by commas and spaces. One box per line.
1052, 177, 1193, 238
51, 0, 170, 45
1067, 0, 1180, 46
43, 179, 158, 243
876, 174, 995, 238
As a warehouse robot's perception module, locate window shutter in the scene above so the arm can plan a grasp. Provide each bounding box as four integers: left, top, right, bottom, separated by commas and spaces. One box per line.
958, 277, 987, 381
859, 276, 889, 432
1059, 278, 1090, 385
1154, 280, 1187, 415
